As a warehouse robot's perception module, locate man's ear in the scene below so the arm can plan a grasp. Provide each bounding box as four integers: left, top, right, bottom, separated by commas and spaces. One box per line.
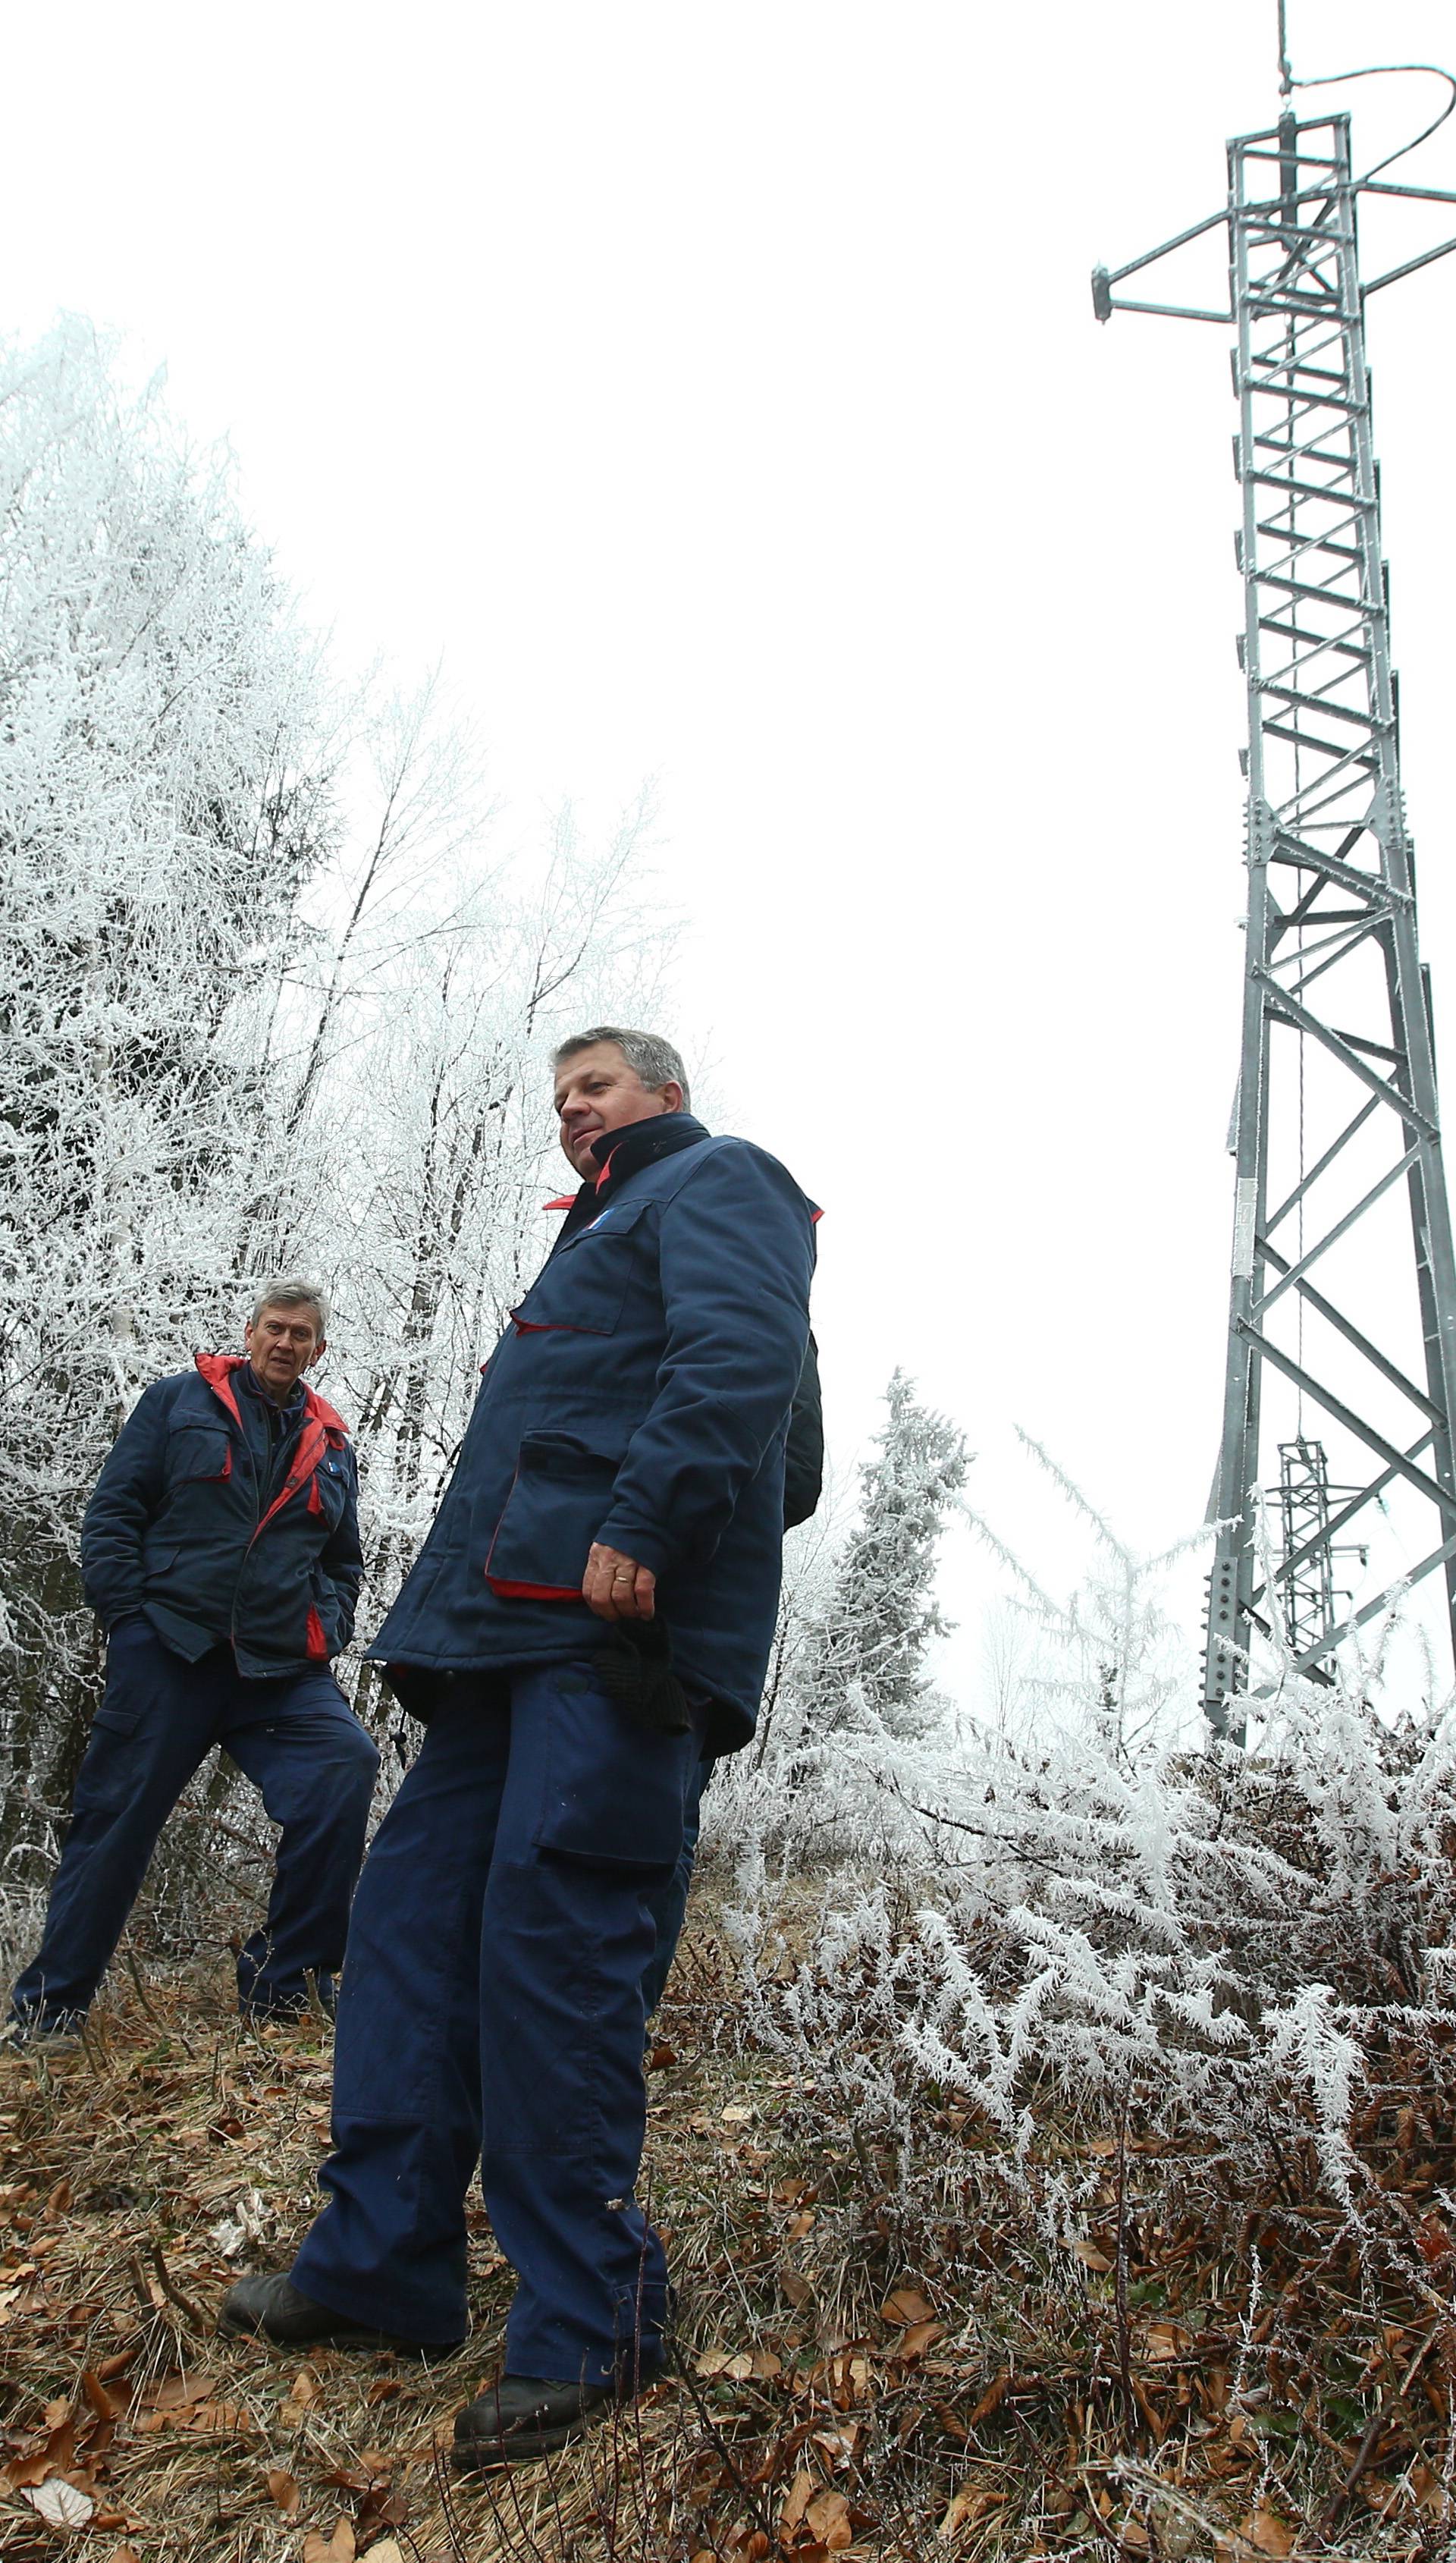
307, 1336, 327, 1370
657, 1081, 684, 1114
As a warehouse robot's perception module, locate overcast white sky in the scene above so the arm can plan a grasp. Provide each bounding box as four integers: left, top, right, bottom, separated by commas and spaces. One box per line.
8, 1, 1456, 1704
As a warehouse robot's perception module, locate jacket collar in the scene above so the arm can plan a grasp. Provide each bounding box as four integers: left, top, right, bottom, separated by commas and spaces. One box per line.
237, 1362, 305, 1418
194, 1350, 348, 1439
592, 1110, 710, 1192
550, 1113, 710, 1243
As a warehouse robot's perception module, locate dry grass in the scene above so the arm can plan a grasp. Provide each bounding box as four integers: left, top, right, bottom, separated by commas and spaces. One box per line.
2, 1900, 1454, 2563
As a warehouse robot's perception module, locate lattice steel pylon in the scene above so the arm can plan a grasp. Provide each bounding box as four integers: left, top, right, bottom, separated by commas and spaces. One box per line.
1094, 105, 1456, 1732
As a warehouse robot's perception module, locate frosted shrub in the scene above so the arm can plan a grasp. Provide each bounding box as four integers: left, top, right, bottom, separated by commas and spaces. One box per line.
711, 1434, 1456, 2247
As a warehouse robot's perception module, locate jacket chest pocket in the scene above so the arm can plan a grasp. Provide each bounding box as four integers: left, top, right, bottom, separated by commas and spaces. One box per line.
510, 1197, 651, 1340
163, 1425, 232, 1489
312, 1454, 350, 1526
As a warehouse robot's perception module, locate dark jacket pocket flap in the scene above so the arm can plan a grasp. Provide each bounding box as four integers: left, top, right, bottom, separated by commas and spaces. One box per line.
510, 1197, 651, 1337
517, 1433, 626, 1479
163, 1425, 232, 1486
554, 1193, 652, 1248
485, 1436, 622, 1595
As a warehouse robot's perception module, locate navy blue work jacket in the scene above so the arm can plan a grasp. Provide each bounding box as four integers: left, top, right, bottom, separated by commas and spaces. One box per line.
80, 1355, 362, 1679
371, 1116, 817, 1746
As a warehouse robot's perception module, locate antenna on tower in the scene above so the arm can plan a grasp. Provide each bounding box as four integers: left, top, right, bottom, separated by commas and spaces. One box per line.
1092, 44, 1456, 1737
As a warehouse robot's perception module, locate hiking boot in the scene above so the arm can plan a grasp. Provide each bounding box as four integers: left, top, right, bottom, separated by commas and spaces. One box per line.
1, 2014, 83, 2058
451, 2357, 667, 2469
219, 2271, 463, 2359
451, 2373, 617, 2467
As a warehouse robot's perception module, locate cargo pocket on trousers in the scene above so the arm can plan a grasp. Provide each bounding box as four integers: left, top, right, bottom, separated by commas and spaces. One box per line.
86, 1681, 149, 1742
485, 1434, 623, 1600
92, 1619, 155, 1739
533, 1665, 697, 1875
89, 1701, 145, 1739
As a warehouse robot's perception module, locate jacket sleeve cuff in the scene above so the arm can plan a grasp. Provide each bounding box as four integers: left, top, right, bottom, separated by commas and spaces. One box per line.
83, 1577, 144, 1619
593, 1514, 674, 1578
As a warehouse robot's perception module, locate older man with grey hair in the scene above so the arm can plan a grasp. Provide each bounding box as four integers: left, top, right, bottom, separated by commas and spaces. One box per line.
7, 1281, 377, 2043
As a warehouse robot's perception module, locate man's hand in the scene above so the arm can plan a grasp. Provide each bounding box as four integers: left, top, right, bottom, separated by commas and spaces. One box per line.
583, 1543, 657, 1621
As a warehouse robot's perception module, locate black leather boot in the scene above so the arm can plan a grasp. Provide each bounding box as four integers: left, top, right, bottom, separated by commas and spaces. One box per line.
220, 2270, 463, 2358
451, 2373, 624, 2467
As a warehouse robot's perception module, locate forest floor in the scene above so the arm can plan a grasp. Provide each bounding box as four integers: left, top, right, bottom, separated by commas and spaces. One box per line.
0, 1897, 1451, 2563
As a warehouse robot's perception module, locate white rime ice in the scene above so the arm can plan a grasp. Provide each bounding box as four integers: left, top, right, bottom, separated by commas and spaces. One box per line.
4, 328, 1453, 2241
0, 322, 660, 1894
712, 1404, 1456, 2216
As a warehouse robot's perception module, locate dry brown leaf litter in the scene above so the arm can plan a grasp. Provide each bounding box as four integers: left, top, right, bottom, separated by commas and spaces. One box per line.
0, 1908, 1451, 2561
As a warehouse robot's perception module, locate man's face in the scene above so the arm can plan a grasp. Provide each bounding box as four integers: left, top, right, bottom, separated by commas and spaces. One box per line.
553, 1042, 682, 1179
244, 1304, 324, 1401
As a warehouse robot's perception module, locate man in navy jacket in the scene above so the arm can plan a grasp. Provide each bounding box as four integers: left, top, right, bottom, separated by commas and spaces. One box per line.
8, 1283, 377, 2037
224, 1032, 817, 2469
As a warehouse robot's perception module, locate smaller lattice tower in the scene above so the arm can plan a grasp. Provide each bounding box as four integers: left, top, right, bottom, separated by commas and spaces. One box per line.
1272, 1438, 1366, 1657
1093, 50, 1456, 1732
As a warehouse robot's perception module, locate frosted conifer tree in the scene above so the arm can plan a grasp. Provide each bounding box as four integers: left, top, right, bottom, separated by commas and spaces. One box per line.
789, 1369, 968, 1747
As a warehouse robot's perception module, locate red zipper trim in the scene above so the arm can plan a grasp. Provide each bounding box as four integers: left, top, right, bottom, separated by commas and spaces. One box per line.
248, 1393, 348, 1544
250, 1415, 331, 1544
196, 1358, 349, 1537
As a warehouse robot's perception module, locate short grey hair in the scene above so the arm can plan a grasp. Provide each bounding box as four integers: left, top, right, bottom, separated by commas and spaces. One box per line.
251, 1277, 330, 1340
552, 1026, 691, 1111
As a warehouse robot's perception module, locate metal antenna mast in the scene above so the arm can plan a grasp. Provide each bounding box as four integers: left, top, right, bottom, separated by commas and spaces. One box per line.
1093, 83, 1456, 1731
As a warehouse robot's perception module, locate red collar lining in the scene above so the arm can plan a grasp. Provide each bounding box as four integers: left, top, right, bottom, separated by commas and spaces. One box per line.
194, 1351, 348, 1439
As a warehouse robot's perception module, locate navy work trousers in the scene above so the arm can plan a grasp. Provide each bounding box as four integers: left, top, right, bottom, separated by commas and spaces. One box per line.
11, 1619, 378, 2027
290, 1659, 704, 2376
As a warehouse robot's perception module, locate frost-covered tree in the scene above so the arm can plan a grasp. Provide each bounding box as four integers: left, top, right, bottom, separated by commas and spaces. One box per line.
0, 319, 668, 1944
309, 799, 667, 1717
717, 1371, 969, 1888
0, 322, 340, 1833
808, 1368, 969, 1742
